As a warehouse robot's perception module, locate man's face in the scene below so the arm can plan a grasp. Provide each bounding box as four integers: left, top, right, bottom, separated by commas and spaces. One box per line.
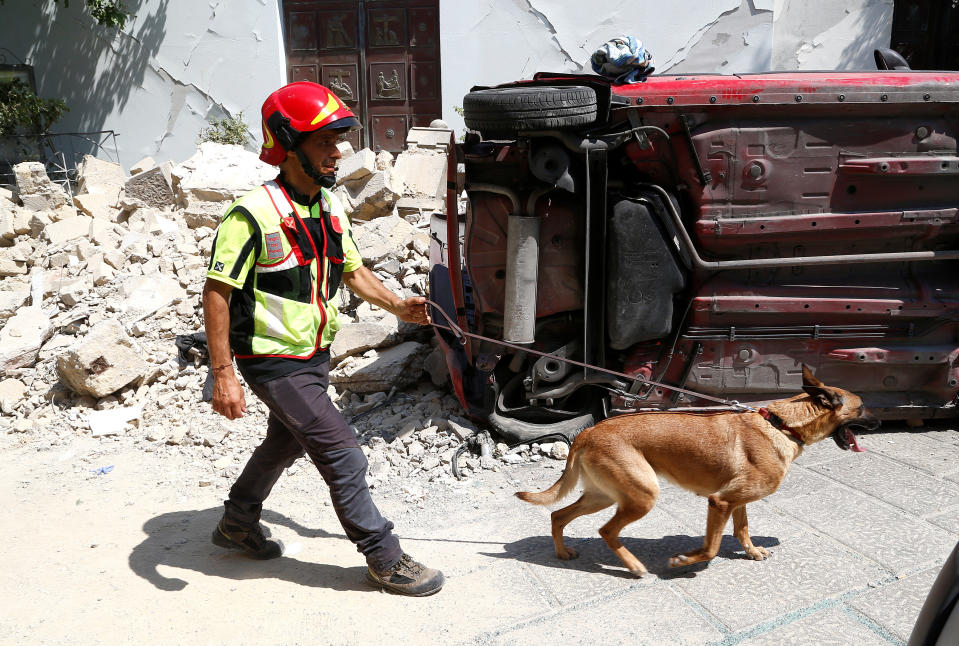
296, 129, 345, 176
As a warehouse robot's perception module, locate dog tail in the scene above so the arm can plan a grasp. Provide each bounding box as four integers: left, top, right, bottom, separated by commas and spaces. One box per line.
515, 447, 581, 506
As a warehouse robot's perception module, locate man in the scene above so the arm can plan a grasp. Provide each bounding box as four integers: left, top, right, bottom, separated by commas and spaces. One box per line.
202, 81, 444, 597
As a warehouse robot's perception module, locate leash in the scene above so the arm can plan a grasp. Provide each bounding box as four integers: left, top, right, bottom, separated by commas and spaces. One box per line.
423, 299, 757, 412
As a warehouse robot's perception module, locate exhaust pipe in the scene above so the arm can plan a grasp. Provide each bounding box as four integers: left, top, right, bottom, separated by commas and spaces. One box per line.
503, 215, 540, 344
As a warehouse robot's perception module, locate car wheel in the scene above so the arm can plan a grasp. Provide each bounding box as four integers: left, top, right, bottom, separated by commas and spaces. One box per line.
463, 85, 597, 137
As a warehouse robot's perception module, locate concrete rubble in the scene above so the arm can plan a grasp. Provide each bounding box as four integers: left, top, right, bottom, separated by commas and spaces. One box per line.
0, 128, 562, 491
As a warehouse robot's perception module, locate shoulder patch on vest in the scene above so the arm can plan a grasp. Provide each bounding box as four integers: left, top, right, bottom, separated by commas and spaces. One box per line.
265, 231, 284, 260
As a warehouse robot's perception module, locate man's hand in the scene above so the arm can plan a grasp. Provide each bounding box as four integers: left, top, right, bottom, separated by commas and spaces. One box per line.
211, 371, 247, 419
393, 296, 429, 325
343, 266, 431, 326
202, 277, 248, 419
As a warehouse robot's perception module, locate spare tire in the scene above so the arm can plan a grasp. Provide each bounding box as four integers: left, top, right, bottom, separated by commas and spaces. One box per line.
463, 85, 597, 137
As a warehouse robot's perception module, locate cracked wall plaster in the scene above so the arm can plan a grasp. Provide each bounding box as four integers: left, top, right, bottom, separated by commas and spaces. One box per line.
0, 0, 285, 173
1, 0, 895, 171
441, 0, 895, 136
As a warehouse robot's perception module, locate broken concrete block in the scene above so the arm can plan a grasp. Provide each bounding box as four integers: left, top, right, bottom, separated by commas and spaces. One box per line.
396, 196, 444, 219
336, 140, 354, 159
74, 192, 121, 221
0, 377, 26, 414
423, 344, 450, 387
405, 126, 453, 151
28, 211, 52, 238
0, 290, 29, 322
336, 148, 377, 184
0, 203, 15, 242
375, 150, 394, 171
330, 341, 428, 393
55, 318, 152, 398
88, 218, 119, 248
331, 319, 401, 364
0, 307, 54, 375
393, 149, 447, 199
43, 215, 93, 246
58, 275, 91, 307
129, 156, 155, 176
87, 254, 115, 286
0, 249, 28, 277
145, 211, 179, 236
352, 214, 414, 264
87, 405, 143, 437
123, 162, 175, 208
12, 162, 71, 212
172, 142, 276, 205
76, 155, 126, 196
182, 200, 223, 229
119, 273, 186, 323
344, 171, 400, 221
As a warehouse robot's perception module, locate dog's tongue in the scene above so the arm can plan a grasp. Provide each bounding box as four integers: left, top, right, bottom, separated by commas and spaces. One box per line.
846, 428, 865, 452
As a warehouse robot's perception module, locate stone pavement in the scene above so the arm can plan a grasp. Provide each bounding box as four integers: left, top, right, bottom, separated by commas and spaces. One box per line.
2, 421, 956, 645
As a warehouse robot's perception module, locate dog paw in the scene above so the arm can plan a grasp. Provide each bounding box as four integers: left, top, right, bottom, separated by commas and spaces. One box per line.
629, 564, 647, 578
556, 545, 578, 560
746, 546, 769, 561
668, 554, 690, 568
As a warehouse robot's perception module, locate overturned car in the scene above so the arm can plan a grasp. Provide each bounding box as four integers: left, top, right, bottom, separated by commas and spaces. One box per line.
429, 52, 959, 443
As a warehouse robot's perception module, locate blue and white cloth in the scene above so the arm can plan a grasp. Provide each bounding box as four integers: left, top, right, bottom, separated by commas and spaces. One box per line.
591, 35, 654, 84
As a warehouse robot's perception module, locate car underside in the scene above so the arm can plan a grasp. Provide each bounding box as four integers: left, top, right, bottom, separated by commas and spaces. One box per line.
429, 56, 959, 443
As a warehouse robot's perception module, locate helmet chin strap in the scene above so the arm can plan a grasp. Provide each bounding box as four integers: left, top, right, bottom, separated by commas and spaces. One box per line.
295, 148, 337, 190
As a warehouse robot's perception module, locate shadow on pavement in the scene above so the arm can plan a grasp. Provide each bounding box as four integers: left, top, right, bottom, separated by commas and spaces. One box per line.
484, 533, 780, 579
129, 507, 370, 592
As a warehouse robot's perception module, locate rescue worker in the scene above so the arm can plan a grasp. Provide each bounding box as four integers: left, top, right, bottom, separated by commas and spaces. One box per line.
202, 81, 444, 597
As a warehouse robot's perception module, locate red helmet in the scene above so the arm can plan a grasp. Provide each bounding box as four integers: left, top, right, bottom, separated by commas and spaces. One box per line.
259, 82, 360, 165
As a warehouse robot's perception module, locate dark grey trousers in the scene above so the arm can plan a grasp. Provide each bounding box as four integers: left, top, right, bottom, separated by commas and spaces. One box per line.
223, 362, 402, 571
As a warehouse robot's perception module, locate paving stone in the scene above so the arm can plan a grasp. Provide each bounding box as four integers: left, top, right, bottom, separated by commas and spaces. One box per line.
769, 484, 956, 573
861, 429, 959, 477
737, 606, 892, 646
514, 505, 693, 606
494, 584, 723, 646
792, 436, 857, 468
366, 562, 551, 644
926, 507, 959, 534
658, 480, 808, 547
672, 532, 886, 632
809, 451, 959, 516
920, 424, 959, 446
848, 566, 941, 642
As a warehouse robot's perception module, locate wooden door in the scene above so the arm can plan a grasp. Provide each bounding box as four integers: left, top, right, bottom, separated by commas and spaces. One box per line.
890, 0, 959, 70
283, 0, 442, 153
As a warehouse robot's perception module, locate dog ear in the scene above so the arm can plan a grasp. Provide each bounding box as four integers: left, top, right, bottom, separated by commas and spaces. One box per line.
801, 365, 843, 409
801, 364, 824, 389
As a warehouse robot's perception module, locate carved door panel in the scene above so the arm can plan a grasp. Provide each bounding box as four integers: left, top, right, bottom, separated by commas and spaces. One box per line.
282, 0, 441, 153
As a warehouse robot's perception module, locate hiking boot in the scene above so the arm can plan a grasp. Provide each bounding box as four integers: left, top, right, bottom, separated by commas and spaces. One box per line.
366, 553, 444, 597
211, 519, 282, 559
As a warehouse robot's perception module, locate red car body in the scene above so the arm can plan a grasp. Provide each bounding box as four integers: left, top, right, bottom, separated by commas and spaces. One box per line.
430, 65, 959, 442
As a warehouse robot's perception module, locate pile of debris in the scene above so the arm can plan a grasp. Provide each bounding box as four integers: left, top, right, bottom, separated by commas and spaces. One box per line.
0, 129, 567, 489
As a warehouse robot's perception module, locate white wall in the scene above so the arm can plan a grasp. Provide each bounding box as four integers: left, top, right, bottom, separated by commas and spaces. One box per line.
440, 0, 894, 136
2, 0, 894, 170
1, 0, 286, 172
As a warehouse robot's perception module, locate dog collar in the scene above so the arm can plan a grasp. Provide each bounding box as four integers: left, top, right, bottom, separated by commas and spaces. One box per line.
758, 408, 805, 446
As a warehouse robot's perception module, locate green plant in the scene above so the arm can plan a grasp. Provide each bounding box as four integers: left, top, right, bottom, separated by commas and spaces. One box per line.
0, 0, 131, 29
198, 112, 253, 147
0, 79, 68, 136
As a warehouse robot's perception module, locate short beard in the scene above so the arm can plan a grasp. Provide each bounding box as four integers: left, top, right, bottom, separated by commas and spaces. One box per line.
295, 148, 337, 189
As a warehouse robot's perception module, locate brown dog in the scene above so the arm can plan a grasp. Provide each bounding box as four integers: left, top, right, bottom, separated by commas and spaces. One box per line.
516, 365, 879, 576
